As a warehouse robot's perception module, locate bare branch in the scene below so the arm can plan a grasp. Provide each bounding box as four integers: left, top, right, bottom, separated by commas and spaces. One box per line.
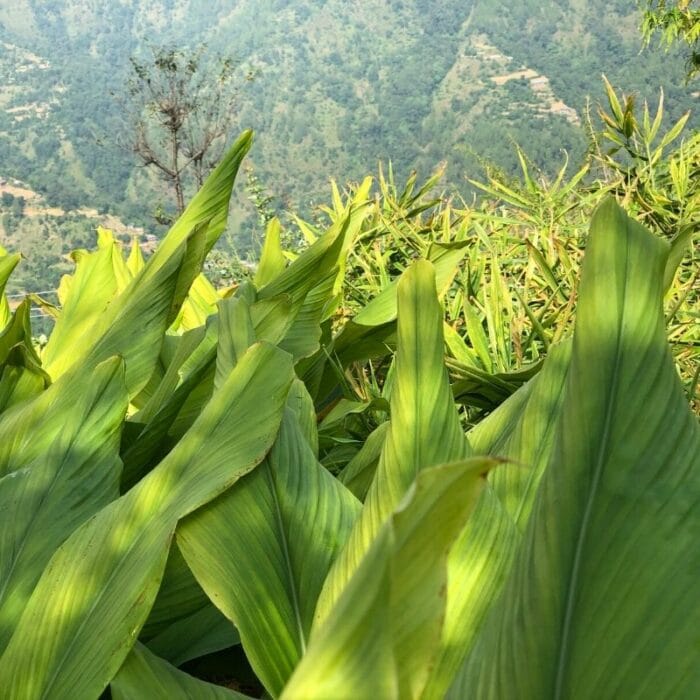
118, 43, 252, 217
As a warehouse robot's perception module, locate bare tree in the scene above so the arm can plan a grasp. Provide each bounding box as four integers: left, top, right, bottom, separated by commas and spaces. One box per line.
124, 45, 253, 219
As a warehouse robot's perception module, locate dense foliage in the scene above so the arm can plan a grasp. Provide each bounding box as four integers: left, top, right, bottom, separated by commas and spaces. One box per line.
0, 6, 698, 693
0, 0, 697, 245
642, 0, 700, 76
0, 117, 697, 697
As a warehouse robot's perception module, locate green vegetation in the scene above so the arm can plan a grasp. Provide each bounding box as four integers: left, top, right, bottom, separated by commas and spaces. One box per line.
0, 3, 698, 697
0, 96, 696, 694
0, 0, 697, 264
642, 0, 700, 77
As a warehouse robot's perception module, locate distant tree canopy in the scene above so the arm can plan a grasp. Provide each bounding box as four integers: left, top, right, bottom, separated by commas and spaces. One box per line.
1, 194, 26, 219
0, 0, 697, 246
641, 1, 700, 77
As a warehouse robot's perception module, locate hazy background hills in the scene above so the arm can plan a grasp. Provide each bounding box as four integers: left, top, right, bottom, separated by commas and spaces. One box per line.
0, 0, 695, 289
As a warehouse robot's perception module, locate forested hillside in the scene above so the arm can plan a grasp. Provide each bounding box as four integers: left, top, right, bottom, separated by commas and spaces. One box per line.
0, 0, 695, 285
0, 3, 698, 696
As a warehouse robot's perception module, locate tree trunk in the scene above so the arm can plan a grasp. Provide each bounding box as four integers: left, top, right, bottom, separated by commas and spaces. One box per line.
171, 129, 185, 214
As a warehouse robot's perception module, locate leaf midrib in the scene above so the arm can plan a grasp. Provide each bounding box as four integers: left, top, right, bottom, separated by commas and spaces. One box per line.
264, 460, 307, 656
553, 245, 628, 698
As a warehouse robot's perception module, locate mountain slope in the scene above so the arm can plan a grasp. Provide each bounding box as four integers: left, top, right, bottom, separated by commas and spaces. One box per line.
0, 0, 695, 254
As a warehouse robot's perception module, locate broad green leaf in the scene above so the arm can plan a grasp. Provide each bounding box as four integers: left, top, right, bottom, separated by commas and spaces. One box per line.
0, 332, 118, 483
278, 269, 337, 360
338, 421, 390, 500
141, 544, 239, 666
0, 300, 39, 368
141, 544, 218, 640
252, 203, 370, 368
42, 231, 192, 393
90, 234, 197, 393
0, 252, 20, 331
426, 342, 571, 699
316, 260, 470, 621
163, 320, 222, 441
0, 300, 49, 411
146, 603, 240, 668
0, 357, 47, 412
121, 325, 217, 489
144, 219, 209, 328
282, 529, 395, 700
134, 324, 211, 426
257, 201, 370, 309
127, 236, 145, 276
353, 242, 468, 326
285, 377, 319, 457
144, 295, 261, 451
178, 409, 361, 696
97, 227, 133, 292
56, 267, 72, 306
41, 237, 124, 372
0, 357, 127, 653
43, 133, 252, 393
214, 297, 256, 391
154, 130, 253, 261
254, 217, 287, 287
168, 364, 217, 440
385, 462, 494, 699
0, 342, 294, 699
473, 345, 569, 526
136, 285, 280, 439
313, 243, 470, 404
283, 460, 494, 700
456, 199, 700, 698
249, 295, 295, 346
111, 643, 250, 700
175, 273, 220, 332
